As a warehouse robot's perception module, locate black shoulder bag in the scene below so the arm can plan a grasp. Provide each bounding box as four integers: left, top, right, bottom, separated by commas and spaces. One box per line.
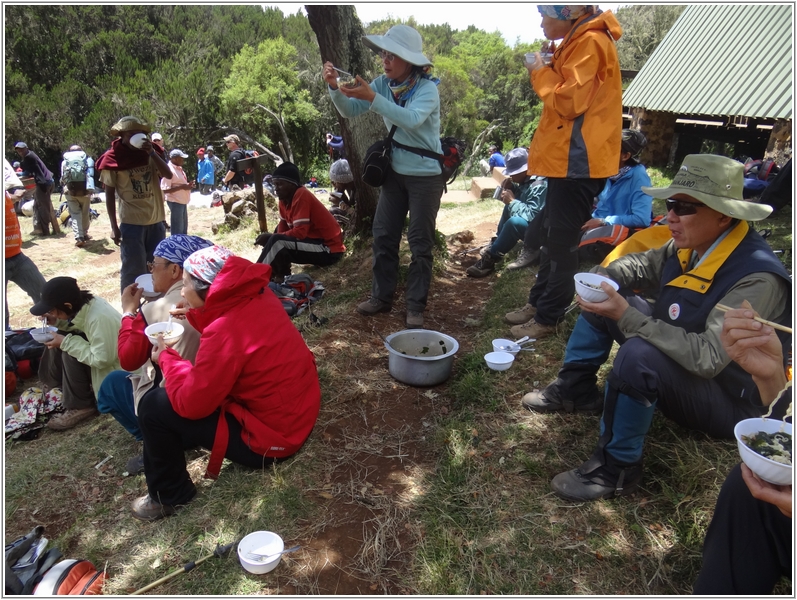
362, 95, 405, 188
361, 124, 398, 188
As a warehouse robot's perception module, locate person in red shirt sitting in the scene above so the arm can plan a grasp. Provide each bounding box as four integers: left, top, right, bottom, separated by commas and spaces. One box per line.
254, 162, 345, 281
131, 245, 321, 521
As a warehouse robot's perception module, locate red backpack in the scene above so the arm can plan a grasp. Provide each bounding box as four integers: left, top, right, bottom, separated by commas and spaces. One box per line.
33, 559, 105, 595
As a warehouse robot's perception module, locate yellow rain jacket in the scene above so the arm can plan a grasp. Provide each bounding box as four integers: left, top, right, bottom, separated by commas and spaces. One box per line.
528, 10, 623, 179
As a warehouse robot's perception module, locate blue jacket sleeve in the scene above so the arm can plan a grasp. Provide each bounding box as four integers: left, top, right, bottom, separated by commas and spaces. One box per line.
594, 166, 653, 228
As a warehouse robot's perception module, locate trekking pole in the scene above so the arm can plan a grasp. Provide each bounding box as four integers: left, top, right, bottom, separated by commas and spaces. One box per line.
130, 540, 238, 595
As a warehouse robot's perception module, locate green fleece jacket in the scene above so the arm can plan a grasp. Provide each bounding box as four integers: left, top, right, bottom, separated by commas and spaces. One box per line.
59, 297, 122, 397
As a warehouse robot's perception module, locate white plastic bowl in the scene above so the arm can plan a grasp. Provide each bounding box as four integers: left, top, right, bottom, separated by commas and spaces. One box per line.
129, 133, 148, 149
30, 326, 57, 344
484, 351, 514, 371
144, 322, 184, 347
237, 531, 284, 574
734, 417, 792, 485
135, 274, 161, 299
492, 338, 521, 355
574, 272, 619, 303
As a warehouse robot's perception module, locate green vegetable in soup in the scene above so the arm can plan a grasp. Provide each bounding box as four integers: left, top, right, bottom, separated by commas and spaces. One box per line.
742, 431, 792, 465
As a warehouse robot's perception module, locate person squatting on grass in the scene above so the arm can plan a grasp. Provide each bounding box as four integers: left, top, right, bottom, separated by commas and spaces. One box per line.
96, 116, 172, 292
507, 129, 653, 271
323, 24, 446, 329
30, 277, 122, 431
467, 148, 548, 278
524, 154, 791, 502
254, 162, 345, 282
505, 4, 623, 341
96, 235, 212, 475
131, 245, 321, 521
692, 303, 792, 594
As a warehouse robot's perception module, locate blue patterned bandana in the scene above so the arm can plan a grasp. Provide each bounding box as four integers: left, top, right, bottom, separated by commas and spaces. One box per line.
154, 235, 213, 266
537, 5, 593, 20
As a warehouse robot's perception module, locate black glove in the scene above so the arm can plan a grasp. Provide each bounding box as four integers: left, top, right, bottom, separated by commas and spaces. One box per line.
254, 232, 272, 247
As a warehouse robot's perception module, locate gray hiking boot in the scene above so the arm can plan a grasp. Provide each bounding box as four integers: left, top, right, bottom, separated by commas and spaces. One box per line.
521, 388, 603, 414
506, 247, 540, 270
551, 464, 643, 502
466, 254, 498, 278
504, 303, 537, 325
405, 310, 424, 328
357, 297, 392, 316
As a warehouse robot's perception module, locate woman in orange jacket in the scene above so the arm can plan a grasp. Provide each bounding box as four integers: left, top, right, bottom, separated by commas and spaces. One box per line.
506, 5, 623, 340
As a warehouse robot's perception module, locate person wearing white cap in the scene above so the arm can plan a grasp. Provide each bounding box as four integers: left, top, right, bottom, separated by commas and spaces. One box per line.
322, 24, 445, 329
161, 149, 193, 235
524, 154, 791, 503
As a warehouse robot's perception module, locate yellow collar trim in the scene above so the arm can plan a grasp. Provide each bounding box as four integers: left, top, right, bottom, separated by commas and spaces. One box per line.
667, 221, 749, 294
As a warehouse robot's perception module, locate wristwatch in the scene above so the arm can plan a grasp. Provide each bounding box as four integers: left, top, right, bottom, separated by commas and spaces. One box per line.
122, 311, 138, 319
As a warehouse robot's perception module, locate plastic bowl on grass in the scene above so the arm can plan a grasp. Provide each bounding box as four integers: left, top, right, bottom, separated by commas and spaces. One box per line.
30, 326, 57, 344
574, 272, 619, 303
491, 338, 521, 355
135, 274, 161, 299
484, 351, 514, 371
237, 531, 284, 574
144, 322, 184, 347
734, 417, 792, 485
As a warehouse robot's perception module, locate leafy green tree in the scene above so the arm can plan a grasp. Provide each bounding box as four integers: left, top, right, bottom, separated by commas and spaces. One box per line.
614, 5, 686, 70
219, 38, 320, 172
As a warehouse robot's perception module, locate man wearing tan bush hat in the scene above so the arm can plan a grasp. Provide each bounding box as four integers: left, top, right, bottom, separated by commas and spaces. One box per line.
525, 154, 791, 502
96, 116, 173, 292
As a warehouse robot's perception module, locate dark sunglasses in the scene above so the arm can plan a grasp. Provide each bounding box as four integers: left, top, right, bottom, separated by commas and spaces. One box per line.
665, 198, 705, 216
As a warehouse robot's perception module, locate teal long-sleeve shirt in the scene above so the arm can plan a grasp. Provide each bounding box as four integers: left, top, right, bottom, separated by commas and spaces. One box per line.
507, 176, 548, 223
329, 75, 442, 177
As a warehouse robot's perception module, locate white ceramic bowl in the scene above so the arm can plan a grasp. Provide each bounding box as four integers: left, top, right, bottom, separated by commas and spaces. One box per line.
492, 338, 521, 356
144, 322, 184, 347
734, 417, 792, 485
30, 326, 57, 344
484, 351, 514, 371
129, 133, 148, 148
135, 274, 161, 299
237, 531, 284, 575
574, 272, 620, 303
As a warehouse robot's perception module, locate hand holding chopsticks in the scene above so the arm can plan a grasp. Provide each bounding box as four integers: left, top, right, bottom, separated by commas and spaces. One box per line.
714, 303, 792, 334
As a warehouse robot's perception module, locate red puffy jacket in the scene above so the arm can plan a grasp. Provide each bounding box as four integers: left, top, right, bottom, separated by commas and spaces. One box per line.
159, 256, 320, 478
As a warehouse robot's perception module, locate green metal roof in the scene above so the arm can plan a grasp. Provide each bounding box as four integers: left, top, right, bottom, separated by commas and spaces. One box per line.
622, 4, 793, 119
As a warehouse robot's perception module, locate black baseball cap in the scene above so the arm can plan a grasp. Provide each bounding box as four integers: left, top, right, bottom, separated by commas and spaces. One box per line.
30, 277, 81, 316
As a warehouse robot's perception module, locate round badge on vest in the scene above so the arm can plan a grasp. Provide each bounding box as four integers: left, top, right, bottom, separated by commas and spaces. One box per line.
668, 303, 681, 320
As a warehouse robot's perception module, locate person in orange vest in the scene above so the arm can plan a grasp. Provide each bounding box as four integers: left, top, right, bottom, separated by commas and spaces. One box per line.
5, 188, 46, 329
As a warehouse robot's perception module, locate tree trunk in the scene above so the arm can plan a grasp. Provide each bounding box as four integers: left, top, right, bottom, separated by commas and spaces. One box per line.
306, 4, 384, 236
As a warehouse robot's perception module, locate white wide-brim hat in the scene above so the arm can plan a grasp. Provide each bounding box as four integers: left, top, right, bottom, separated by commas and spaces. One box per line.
363, 24, 432, 67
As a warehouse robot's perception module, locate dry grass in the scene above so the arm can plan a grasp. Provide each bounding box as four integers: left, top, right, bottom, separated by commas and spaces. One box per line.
4, 188, 793, 595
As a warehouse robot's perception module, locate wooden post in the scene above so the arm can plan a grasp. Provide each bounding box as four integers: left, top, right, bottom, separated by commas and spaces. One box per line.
235, 155, 273, 233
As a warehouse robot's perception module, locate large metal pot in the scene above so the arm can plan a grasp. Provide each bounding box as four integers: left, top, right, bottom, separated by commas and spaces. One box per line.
384, 329, 459, 387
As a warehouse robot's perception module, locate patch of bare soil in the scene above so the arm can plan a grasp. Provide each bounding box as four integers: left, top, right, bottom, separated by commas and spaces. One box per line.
283, 227, 498, 595
7, 198, 501, 594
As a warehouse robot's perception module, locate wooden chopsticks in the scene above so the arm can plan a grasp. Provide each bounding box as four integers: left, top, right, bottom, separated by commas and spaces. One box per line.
714, 303, 793, 334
